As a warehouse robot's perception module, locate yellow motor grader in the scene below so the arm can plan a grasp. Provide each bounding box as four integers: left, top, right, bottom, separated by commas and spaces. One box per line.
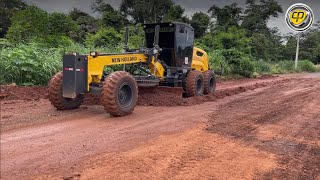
48, 22, 216, 116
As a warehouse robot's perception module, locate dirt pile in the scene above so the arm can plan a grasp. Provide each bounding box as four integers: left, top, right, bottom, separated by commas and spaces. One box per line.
137, 79, 289, 106
82, 80, 287, 106
1, 77, 288, 107
0, 85, 48, 100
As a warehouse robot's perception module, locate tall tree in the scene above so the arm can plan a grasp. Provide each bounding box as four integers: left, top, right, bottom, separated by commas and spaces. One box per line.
251, 28, 284, 61
208, 3, 242, 30
6, 6, 49, 42
120, 0, 174, 23
47, 12, 79, 36
7, 6, 79, 47
162, 5, 189, 23
300, 30, 320, 63
0, 0, 27, 38
241, 0, 282, 35
69, 8, 98, 43
69, 8, 90, 20
92, 0, 128, 29
190, 12, 211, 38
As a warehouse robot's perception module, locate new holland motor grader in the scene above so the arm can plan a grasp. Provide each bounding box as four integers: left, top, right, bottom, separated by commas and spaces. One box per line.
48, 22, 216, 116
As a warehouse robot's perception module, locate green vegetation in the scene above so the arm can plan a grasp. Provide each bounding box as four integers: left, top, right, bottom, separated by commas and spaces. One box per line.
0, 0, 319, 85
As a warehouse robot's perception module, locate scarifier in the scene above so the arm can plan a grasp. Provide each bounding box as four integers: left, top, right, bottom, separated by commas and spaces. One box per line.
48, 22, 218, 116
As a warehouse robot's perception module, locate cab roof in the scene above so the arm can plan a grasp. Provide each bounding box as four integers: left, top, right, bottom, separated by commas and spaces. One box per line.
143, 22, 194, 30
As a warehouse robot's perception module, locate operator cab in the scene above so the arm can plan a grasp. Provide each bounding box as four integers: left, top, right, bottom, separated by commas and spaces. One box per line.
144, 22, 194, 68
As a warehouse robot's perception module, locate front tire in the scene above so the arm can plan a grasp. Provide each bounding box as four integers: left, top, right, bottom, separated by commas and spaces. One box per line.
101, 71, 138, 117
185, 70, 204, 97
48, 72, 84, 110
203, 70, 216, 94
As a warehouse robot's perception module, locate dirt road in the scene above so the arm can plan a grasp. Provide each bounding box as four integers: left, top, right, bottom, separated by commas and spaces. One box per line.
1, 74, 319, 179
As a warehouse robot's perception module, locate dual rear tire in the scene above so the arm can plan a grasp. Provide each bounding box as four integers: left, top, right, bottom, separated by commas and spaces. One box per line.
185, 70, 216, 97
203, 70, 216, 94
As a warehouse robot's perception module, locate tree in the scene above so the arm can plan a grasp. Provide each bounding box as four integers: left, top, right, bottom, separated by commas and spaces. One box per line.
190, 12, 210, 38
6, 6, 49, 42
0, 0, 27, 38
69, 8, 98, 43
7, 6, 78, 46
251, 28, 284, 61
120, 0, 174, 23
92, 0, 128, 29
283, 34, 299, 61
47, 12, 79, 36
163, 5, 189, 23
242, 0, 282, 35
213, 27, 252, 53
208, 3, 242, 30
69, 7, 91, 20
300, 30, 320, 63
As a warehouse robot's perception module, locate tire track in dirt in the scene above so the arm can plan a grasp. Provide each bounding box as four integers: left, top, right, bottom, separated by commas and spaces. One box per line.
207, 78, 320, 179
78, 128, 276, 180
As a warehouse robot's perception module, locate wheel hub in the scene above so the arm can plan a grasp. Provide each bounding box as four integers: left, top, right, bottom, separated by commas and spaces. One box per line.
118, 83, 133, 108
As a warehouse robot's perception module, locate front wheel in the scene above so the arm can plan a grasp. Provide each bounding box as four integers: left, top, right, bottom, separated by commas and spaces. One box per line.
48, 72, 84, 110
101, 71, 138, 117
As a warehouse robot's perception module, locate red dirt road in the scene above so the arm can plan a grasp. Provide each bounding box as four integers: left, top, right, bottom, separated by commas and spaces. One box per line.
0, 74, 319, 179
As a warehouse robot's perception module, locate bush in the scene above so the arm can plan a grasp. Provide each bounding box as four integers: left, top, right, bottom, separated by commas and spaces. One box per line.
86, 27, 122, 48
0, 38, 10, 48
298, 60, 318, 72
208, 50, 229, 74
221, 49, 255, 77
277, 60, 295, 72
0, 42, 124, 85
0, 43, 62, 85
207, 49, 256, 77
254, 60, 272, 73
237, 57, 255, 77
32, 35, 75, 48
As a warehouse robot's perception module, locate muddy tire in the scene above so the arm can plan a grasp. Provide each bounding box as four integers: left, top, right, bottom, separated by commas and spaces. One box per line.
101, 71, 138, 117
203, 70, 216, 94
185, 70, 204, 97
48, 72, 84, 110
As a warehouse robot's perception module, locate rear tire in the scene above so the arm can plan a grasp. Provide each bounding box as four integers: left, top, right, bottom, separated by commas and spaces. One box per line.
48, 72, 84, 110
185, 70, 204, 97
203, 70, 216, 94
101, 71, 138, 117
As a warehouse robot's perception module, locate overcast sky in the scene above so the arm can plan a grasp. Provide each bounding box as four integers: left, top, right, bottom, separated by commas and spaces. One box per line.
24, 0, 320, 34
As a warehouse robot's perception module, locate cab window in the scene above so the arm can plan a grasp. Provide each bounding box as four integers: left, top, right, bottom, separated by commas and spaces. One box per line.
196, 51, 204, 57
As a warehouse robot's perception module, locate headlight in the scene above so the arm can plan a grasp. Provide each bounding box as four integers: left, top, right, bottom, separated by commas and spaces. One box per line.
90, 51, 98, 57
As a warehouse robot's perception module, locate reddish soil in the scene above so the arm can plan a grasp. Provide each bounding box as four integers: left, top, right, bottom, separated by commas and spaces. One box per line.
0, 85, 47, 101
1, 75, 287, 106
0, 73, 319, 180
207, 76, 320, 180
